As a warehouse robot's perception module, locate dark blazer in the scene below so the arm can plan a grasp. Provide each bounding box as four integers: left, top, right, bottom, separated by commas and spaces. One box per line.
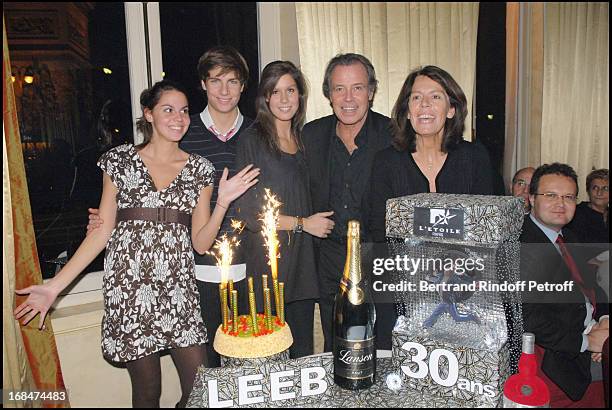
302, 110, 393, 217
520, 215, 598, 401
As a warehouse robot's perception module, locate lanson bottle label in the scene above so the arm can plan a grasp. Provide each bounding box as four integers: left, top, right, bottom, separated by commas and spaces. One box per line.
334, 337, 376, 380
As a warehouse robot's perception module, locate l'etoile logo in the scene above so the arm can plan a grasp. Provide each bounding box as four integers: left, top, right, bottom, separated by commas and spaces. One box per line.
414, 207, 465, 240
430, 209, 456, 227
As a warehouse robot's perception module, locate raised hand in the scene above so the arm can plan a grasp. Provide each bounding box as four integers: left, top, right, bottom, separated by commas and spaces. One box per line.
86, 208, 104, 236
217, 165, 260, 207
14, 284, 61, 330
304, 211, 335, 238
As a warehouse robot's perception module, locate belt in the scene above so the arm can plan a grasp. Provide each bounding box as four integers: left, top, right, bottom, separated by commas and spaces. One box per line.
116, 207, 191, 227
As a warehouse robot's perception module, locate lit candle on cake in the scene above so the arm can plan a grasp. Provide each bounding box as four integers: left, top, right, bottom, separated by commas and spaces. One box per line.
231, 290, 239, 334
228, 279, 235, 322
207, 234, 240, 332
261, 189, 281, 314
219, 283, 228, 332
272, 278, 280, 317
279, 282, 285, 325
249, 291, 258, 336
209, 234, 238, 284
248, 277, 258, 335
262, 274, 268, 290
264, 288, 272, 331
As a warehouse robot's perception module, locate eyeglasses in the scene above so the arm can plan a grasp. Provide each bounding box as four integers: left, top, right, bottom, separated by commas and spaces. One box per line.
534, 193, 578, 203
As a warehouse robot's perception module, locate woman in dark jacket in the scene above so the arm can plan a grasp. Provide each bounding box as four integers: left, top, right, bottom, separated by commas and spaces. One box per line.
366, 66, 495, 349
367, 65, 494, 242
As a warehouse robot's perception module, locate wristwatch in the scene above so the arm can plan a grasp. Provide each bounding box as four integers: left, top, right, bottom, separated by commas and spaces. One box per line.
294, 216, 304, 233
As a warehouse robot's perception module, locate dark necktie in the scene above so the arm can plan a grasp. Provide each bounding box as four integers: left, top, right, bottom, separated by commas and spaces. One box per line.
556, 234, 597, 315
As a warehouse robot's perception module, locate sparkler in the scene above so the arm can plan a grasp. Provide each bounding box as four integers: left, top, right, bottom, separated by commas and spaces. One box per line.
231, 219, 245, 234
207, 229, 242, 333
207, 234, 240, 284
261, 188, 281, 314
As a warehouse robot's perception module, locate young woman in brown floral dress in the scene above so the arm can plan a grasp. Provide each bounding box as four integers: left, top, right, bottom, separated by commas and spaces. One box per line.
14, 80, 260, 407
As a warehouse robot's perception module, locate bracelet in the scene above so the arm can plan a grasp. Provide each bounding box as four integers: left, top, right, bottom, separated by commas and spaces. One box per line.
294, 216, 304, 233
217, 202, 228, 210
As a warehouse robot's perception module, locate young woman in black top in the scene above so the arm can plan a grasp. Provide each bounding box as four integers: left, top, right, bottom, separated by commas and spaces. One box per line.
235, 61, 334, 358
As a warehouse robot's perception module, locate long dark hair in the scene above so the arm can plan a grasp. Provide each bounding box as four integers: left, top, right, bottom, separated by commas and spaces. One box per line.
254, 61, 308, 154
392, 65, 467, 153
135, 80, 189, 149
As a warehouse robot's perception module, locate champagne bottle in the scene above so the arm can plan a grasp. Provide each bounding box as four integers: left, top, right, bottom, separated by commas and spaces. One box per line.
333, 220, 377, 390
503, 333, 550, 407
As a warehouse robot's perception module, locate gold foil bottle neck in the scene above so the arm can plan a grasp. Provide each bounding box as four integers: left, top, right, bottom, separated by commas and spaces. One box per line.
347, 220, 360, 239
344, 220, 363, 304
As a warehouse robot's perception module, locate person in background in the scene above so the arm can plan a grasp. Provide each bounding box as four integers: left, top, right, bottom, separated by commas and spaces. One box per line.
567, 168, 609, 244
511, 167, 536, 214
301, 53, 393, 352
235, 61, 334, 358
87, 46, 253, 367
520, 162, 608, 407
567, 168, 609, 300
15, 80, 259, 407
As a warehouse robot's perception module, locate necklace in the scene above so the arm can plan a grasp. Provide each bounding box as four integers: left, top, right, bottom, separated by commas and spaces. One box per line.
427, 158, 434, 171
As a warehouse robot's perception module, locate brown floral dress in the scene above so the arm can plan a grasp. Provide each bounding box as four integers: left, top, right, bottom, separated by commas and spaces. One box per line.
97, 144, 213, 362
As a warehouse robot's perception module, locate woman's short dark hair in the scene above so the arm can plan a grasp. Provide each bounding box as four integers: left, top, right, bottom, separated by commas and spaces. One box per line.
529, 163, 579, 196
586, 168, 609, 191
391, 65, 467, 153
322, 53, 377, 105
255, 60, 308, 154
197, 45, 249, 86
136, 80, 189, 149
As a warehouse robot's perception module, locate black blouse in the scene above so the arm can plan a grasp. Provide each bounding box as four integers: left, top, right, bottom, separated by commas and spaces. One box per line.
366, 140, 495, 242
566, 202, 609, 244
235, 126, 318, 306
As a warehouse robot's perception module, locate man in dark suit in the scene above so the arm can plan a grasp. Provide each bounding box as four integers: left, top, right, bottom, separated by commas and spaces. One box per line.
520, 162, 608, 407
302, 53, 393, 351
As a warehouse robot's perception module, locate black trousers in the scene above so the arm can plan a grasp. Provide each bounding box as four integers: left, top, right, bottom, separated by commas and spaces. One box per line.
317, 239, 396, 352
196, 278, 248, 368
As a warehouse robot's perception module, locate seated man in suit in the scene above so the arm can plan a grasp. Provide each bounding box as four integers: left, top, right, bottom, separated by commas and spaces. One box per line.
520, 162, 608, 407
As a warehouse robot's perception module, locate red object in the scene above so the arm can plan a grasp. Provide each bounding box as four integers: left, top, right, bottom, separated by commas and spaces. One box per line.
556, 235, 597, 314
503, 350, 550, 407
533, 344, 605, 407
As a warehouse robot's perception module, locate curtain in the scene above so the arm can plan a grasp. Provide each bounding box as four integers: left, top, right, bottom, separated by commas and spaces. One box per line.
504, 2, 545, 189
541, 2, 609, 200
3, 17, 68, 408
296, 2, 479, 140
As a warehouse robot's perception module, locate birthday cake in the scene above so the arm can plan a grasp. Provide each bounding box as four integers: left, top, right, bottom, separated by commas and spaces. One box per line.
214, 313, 293, 359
